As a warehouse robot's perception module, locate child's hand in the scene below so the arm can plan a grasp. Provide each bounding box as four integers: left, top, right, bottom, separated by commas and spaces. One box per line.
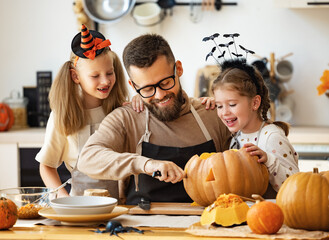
200, 97, 216, 110
243, 143, 268, 163
123, 94, 144, 112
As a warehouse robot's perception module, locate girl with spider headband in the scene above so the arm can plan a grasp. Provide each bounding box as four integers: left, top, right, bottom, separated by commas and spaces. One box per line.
35, 25, 142, 199
211, 59, 299, 198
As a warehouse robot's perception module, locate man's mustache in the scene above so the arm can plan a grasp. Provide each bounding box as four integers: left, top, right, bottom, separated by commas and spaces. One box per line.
150, 93, 174, 104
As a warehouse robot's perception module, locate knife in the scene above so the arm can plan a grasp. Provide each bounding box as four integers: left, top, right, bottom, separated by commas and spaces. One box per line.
138, 197, 151, 210
152, 170, 187, 178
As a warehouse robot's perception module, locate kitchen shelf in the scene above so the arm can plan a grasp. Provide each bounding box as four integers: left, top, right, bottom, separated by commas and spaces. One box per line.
275, 0, 329, 8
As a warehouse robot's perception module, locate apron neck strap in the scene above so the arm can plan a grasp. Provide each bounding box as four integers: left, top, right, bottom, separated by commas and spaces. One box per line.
190, 105, 212, 141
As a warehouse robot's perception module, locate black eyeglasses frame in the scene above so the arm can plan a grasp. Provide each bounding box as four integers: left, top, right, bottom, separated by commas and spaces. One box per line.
131, 64, 177, 98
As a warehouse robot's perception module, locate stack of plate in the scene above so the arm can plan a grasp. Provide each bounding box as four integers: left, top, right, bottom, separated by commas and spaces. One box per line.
50, 196, 117, 215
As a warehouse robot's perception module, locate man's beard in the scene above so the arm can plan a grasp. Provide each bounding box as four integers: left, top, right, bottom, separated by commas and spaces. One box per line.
144, 88, 185, 122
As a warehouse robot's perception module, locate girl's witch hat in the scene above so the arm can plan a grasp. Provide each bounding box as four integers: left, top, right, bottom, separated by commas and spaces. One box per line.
71, 24, 111, 65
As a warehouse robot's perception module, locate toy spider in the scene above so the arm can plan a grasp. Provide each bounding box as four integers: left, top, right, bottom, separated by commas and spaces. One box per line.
92, 220, 144, 238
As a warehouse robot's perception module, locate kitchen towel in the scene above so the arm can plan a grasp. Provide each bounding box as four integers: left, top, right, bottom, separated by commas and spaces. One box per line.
15, 214, 200, 228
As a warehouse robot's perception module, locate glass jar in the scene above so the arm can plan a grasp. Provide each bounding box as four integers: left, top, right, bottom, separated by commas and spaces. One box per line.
3, 90, 28, 129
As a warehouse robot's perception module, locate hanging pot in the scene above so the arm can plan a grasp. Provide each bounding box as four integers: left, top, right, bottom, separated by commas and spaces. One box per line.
83, 0, 136, 24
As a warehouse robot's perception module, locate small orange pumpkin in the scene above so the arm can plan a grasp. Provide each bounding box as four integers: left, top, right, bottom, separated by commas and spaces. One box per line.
0, 103, 14, 131
183, 148, 269, 206
276, 168, 329, 231
247, 200, 284, 234
0, 197, 18, 229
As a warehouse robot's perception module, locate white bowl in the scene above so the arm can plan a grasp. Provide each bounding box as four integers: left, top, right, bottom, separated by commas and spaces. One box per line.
50, 196, 117, 215
50, 196, 117, 208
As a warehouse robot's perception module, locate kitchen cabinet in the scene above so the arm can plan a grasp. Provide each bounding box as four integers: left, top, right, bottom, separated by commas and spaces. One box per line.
0, 128, 45, 189
275, 0, 329, 8
0, 126, 329, 189
0, 128, 71, 190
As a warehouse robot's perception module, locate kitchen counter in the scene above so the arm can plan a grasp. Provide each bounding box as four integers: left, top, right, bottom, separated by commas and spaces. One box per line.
287, 126, 329, 144
1, 217, 328, 240
0, 127, 45, 147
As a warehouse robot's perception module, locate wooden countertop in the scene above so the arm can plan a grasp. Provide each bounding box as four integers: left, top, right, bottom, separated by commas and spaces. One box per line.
0, 225, 300, 240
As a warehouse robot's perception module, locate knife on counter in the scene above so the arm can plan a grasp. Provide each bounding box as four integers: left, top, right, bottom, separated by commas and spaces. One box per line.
138, 197, 151, 210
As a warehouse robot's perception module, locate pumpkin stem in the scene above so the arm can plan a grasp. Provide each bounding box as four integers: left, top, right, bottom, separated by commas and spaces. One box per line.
313, 168, 319, 174
251, 194, 265, 202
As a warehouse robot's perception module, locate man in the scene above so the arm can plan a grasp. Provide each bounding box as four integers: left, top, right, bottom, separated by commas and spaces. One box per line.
78, 34, 231, 204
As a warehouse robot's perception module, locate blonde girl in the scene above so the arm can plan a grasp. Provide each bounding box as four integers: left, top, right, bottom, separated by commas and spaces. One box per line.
212, 59, 299, 198
36, 25, 129, 198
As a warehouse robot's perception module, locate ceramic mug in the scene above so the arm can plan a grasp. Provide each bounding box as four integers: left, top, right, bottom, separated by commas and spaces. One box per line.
275, 60, 293, 82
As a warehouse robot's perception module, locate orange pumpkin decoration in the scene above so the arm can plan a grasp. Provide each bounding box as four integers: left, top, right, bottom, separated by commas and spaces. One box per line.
183, 148, 269, 206
276, 168, 329, 231
247, 200, 284, 234
0, 103, 14, 131
0, 197, 18, 229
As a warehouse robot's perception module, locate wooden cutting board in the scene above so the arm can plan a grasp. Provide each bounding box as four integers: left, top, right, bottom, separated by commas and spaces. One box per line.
128, 202, 205, 215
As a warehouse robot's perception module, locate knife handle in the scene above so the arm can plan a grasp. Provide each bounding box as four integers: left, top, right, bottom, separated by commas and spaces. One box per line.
152, 170, 162, 178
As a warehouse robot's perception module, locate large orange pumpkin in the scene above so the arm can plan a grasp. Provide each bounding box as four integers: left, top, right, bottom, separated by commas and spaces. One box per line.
0, 103, 14, 131
0, 197, 18, 229
183, 148, 269, 206
276, 168, 329, 231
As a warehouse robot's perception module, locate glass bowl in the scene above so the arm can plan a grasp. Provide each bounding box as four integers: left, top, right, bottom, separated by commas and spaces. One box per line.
0, 187, 57, 219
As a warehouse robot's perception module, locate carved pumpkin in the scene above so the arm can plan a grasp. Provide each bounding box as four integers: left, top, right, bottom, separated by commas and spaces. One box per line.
247, 200, 284, 234
276, 168, 329, 231
200, 193, 249, 226
0, 103, 14, 131
0, 197, 18, 229
183, 148, 269, 206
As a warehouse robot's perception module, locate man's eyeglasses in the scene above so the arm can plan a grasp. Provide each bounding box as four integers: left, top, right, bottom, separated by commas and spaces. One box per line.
131, 64, 176, 98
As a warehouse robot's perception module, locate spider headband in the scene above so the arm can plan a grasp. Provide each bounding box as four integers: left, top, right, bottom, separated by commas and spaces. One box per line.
203, 33, 259, 93
71, 24, 111, 67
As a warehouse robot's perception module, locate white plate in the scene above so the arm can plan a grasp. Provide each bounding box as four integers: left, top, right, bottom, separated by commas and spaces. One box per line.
50, 196, 117, 208
51, 203, 117, 215
38, 206, 128, 225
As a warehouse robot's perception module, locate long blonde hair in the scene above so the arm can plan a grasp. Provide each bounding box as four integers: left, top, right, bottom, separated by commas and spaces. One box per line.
49, 48, 128, 136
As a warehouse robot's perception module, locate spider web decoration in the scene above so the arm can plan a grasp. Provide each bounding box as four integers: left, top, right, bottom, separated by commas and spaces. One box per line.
203, 33, 255, 64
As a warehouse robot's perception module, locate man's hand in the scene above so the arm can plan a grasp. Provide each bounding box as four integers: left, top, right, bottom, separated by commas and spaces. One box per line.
144, 160, 186, 183
243, 143, 268, 163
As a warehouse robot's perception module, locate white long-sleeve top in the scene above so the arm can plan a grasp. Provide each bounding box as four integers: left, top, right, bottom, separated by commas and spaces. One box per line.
231, 124, 299, 192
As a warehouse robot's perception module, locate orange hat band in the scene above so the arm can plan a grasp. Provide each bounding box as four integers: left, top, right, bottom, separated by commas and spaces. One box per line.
74, 38, 111, 67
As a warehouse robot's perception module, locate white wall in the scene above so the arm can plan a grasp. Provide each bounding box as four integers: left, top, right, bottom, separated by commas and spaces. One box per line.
1, 0, 329, 126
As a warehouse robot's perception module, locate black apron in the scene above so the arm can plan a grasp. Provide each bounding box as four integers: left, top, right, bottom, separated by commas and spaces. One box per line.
126, 105, 216, 205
